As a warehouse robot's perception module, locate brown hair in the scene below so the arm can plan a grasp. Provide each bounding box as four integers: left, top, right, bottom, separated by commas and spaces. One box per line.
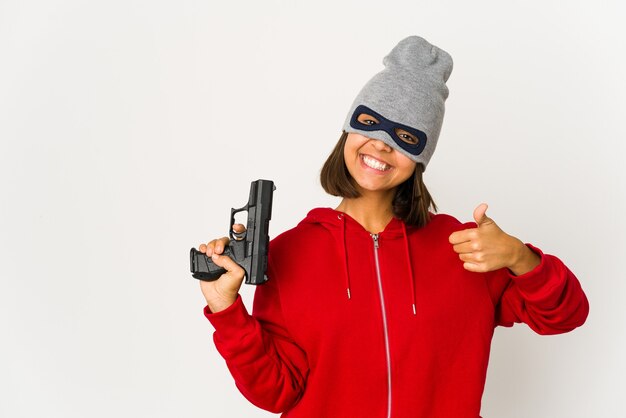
320, 131, 437, 228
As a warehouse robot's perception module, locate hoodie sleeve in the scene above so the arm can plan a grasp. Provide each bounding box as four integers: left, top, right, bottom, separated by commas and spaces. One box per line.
493, 244, 589, 334
204, 271, 308, 413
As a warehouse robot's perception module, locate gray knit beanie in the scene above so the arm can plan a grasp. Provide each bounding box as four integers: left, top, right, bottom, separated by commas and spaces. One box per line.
342, 36, 453, 169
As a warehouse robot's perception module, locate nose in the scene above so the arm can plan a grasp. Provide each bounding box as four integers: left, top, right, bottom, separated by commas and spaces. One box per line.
370, 138, 392, 152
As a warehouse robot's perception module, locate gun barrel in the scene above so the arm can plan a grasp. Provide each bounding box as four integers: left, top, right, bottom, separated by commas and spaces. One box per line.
247, 179, 274, 284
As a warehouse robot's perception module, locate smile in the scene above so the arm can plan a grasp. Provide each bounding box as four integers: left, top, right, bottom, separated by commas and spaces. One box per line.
361, 154, 391, 172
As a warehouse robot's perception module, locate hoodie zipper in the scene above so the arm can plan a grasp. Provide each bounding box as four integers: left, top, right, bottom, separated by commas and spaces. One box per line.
372, 233, 392, 418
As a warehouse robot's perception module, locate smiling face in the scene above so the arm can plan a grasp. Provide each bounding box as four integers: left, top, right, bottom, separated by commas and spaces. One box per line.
343, 131, 417, 196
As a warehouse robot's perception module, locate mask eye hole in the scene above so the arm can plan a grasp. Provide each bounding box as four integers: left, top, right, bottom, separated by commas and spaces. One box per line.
356, 113, 380, 126
394, 128, 419, 145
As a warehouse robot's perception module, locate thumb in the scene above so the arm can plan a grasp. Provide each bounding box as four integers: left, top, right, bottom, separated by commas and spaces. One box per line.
211, 252, 242, 274
473, 203, 491, 227
210, 252, 246, 288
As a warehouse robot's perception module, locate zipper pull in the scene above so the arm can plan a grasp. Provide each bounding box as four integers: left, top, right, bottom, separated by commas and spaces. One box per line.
371, 233, 379, 249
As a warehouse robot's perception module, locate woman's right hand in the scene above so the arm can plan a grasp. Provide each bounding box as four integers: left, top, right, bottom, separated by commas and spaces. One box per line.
198, 223, 247, 313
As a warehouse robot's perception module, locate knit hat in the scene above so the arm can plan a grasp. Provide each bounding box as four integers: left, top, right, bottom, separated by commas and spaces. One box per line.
342, 36, 453, 169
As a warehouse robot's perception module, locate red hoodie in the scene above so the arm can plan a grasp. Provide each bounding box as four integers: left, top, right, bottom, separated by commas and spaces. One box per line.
205, 208, 589, 418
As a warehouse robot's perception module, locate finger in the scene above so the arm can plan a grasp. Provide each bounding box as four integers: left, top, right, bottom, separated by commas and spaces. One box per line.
452, 241, 479, 254
231, 223, 247, 241
449, 229, 475, 245
211, 253, 244, 275
204, 240, 217, 256
198, 243, 207, 253
458, 252, 477, 263
462, 262, 484, 273
473, 203, 490, 226
213, 237, 230, 254
205, 237, 229, 255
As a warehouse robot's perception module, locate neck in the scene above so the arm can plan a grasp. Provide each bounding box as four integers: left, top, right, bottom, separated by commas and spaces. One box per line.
335, 189, 396, 234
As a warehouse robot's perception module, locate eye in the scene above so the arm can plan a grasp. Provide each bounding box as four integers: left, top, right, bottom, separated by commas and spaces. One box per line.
357, 113, 380, 126
395, 128, 419, 145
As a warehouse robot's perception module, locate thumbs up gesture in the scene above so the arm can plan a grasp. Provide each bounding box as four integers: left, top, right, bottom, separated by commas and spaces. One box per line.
448, 203, 541, 275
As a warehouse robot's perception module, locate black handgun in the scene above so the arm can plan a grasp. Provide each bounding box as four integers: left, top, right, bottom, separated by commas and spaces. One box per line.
189, 179, 275, 285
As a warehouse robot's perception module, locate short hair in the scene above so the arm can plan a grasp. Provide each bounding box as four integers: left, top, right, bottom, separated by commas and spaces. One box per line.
320, 131, 437, 228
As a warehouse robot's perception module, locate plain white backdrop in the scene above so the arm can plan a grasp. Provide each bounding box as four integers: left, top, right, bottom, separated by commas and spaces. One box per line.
1, 0, 625, 417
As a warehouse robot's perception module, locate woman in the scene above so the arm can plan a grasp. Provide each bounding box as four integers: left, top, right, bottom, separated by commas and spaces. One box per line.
198, 36, 589, 418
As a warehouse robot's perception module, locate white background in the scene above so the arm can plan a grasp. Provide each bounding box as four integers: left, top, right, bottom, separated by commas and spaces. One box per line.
1, 1, 624, 417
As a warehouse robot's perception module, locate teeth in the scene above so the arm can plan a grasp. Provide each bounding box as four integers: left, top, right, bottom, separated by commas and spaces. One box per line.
362, 155, 390, 171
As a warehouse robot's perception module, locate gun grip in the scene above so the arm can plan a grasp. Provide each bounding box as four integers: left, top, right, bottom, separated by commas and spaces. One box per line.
189, 247, 231, 281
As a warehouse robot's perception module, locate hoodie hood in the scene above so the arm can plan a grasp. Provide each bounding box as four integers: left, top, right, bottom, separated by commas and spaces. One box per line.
299, 207, 417, 315
301, 207, 406, 237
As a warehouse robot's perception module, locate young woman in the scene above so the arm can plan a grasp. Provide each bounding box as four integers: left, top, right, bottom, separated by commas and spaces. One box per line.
197, 36, 589, 418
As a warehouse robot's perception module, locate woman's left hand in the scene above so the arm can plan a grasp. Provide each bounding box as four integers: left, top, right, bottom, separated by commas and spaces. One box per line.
448, 203, 541, 275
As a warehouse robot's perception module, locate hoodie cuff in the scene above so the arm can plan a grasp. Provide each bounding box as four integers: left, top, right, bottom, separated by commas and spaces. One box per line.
507, 244, 559, 297
204, 295, 255, 341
